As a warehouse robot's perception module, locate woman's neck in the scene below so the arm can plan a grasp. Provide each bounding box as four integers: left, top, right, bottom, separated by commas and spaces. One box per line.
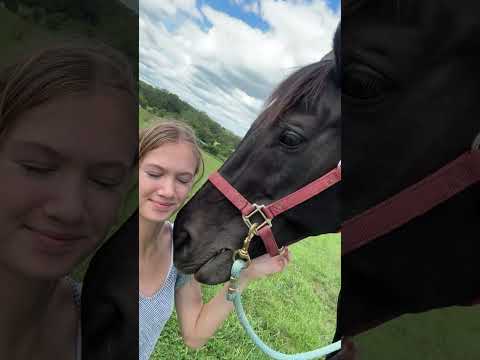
139, 216, 170, 261
0, 267, 61, 358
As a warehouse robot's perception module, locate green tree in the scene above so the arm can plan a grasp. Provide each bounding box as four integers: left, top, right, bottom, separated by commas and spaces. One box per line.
5, 0, 19, 13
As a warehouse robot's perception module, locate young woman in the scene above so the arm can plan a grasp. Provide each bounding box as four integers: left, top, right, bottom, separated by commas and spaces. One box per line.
0, 42, 137, 359
139, 120, 291, 359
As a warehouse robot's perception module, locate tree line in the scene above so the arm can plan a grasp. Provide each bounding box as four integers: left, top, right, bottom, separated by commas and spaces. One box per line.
2, 0, 137, 64
140, 81, 241, 160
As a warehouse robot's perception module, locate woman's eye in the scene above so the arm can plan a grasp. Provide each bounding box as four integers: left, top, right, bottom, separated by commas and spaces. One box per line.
279, 130, 304, 148
146, 172, 161, 179
177, 177, 192, 184
342, 64, 391, 100
20, 163, 55, 174
92, 178, 122, 189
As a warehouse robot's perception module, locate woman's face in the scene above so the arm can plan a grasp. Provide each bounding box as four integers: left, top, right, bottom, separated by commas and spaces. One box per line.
139, 141, 197, 223
0, 92, 137, 279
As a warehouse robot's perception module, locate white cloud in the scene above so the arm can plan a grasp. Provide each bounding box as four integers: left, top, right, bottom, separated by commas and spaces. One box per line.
242, 1, 260, 15
140, 0, 202, 19
140, 0, 339, 136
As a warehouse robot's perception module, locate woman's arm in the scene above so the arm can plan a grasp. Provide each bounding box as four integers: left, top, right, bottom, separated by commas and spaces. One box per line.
174, 249, 290, 349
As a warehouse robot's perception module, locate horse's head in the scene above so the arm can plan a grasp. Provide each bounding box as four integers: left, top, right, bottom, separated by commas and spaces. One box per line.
342, 1, 480, 219
338, 1, 480, 337
173, 54, 340, 284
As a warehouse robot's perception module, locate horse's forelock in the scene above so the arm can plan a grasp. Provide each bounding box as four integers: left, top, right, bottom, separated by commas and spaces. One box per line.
333, 24, 341, 83
252, 60, 334, 131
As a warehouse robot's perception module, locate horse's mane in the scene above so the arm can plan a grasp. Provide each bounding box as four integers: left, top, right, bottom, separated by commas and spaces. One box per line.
252, 57, 335, 131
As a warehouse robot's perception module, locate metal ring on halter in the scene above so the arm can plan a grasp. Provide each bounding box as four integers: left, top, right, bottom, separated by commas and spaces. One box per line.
472, 133, 480, 150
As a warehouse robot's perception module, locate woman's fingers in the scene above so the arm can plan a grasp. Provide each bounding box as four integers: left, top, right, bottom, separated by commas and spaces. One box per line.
274, 247, 290, 271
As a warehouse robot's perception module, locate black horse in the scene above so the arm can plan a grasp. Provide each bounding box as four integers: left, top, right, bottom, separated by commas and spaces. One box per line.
337, 0, 480, 346
81, 210, 139, 360
173, 51, 341, 285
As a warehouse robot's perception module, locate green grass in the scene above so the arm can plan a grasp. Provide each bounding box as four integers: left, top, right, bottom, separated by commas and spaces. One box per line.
0, 7, 55, 66
0, 4, 137, 69
153, 235, 341, 360
139, 106, 157, 128
354, 305, 480, 360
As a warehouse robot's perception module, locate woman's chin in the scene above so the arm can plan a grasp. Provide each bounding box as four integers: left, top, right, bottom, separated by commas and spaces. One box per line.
140, 209, 173, 223
14, 259, 75, 281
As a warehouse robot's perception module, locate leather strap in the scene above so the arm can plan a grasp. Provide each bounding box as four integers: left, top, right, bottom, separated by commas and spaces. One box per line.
342, 151, 480, 255
208, 164, 341, 257
266, 166, 341, 217
208, 172, 255, 216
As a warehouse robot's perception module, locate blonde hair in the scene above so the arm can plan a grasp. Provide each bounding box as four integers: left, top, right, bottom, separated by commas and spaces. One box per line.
139, 119, 205, 181
0, 40, 137, 138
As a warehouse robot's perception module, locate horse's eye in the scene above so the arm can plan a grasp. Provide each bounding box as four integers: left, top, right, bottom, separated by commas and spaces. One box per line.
279, 130, 304, 148
342, 64, 391, 100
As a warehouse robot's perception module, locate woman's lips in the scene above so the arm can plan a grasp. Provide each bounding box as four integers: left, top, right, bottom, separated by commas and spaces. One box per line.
24, 225, 85, 253
150, 199, 176, 211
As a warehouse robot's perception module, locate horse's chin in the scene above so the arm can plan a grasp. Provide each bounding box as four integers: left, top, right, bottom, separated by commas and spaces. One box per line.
194, 249, 233, 285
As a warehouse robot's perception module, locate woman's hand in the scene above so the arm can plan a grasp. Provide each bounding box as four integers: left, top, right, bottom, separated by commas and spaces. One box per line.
240, 247, 291, 285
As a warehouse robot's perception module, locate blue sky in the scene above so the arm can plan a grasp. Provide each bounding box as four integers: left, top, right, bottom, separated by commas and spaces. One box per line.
201, 0, 340, 29
170, 0, 340, 33
140, 0, 340, 136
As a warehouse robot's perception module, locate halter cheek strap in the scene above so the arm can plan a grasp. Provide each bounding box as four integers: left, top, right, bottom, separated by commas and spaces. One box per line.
209, 163, 341, 257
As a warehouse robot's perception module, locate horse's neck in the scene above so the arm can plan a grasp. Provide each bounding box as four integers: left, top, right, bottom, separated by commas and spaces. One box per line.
342, 184, 479, 332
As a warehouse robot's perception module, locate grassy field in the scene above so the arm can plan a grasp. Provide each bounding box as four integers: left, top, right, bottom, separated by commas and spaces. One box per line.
139, 106, 156, 128
0, 7, 55, 66
153, 234, 341, 360
354, 303, 480, 359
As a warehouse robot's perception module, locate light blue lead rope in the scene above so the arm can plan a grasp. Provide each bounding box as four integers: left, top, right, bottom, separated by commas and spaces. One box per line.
226, 259, 342, 359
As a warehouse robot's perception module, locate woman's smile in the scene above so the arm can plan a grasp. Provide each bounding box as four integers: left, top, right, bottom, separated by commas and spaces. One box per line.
149, 199, 176, 211
23, 225, 86, 254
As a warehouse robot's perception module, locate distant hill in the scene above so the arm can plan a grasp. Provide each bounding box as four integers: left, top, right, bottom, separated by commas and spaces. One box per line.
140, 80, 242, 160
0, 0, 137, 69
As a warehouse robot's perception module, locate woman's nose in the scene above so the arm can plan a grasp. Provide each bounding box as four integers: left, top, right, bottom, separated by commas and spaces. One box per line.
157, 176, 176, 199
43, 175, 87, 226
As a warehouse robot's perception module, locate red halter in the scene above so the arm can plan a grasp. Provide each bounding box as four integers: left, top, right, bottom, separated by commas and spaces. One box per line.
342, 149, 480, 255
208, 163, 341, 257
342, 136, 480, 305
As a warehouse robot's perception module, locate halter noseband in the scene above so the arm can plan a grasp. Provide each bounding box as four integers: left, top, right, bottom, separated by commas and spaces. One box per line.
208, 163, 341, 257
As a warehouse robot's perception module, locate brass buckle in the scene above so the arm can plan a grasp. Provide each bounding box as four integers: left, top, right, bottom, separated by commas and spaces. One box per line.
242, 204, 272, 233
232, 223, 259, 266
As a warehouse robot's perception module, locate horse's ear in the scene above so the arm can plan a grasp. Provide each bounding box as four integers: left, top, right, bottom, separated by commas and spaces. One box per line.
333, 23, 341, 83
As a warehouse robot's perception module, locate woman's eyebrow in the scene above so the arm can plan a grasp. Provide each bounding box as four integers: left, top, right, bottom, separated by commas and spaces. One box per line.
9, 140, 131, 168
8, 140, 65, 160
89, 162, 129, 174
143, 163, 164, 171
143, 163, 193, 177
